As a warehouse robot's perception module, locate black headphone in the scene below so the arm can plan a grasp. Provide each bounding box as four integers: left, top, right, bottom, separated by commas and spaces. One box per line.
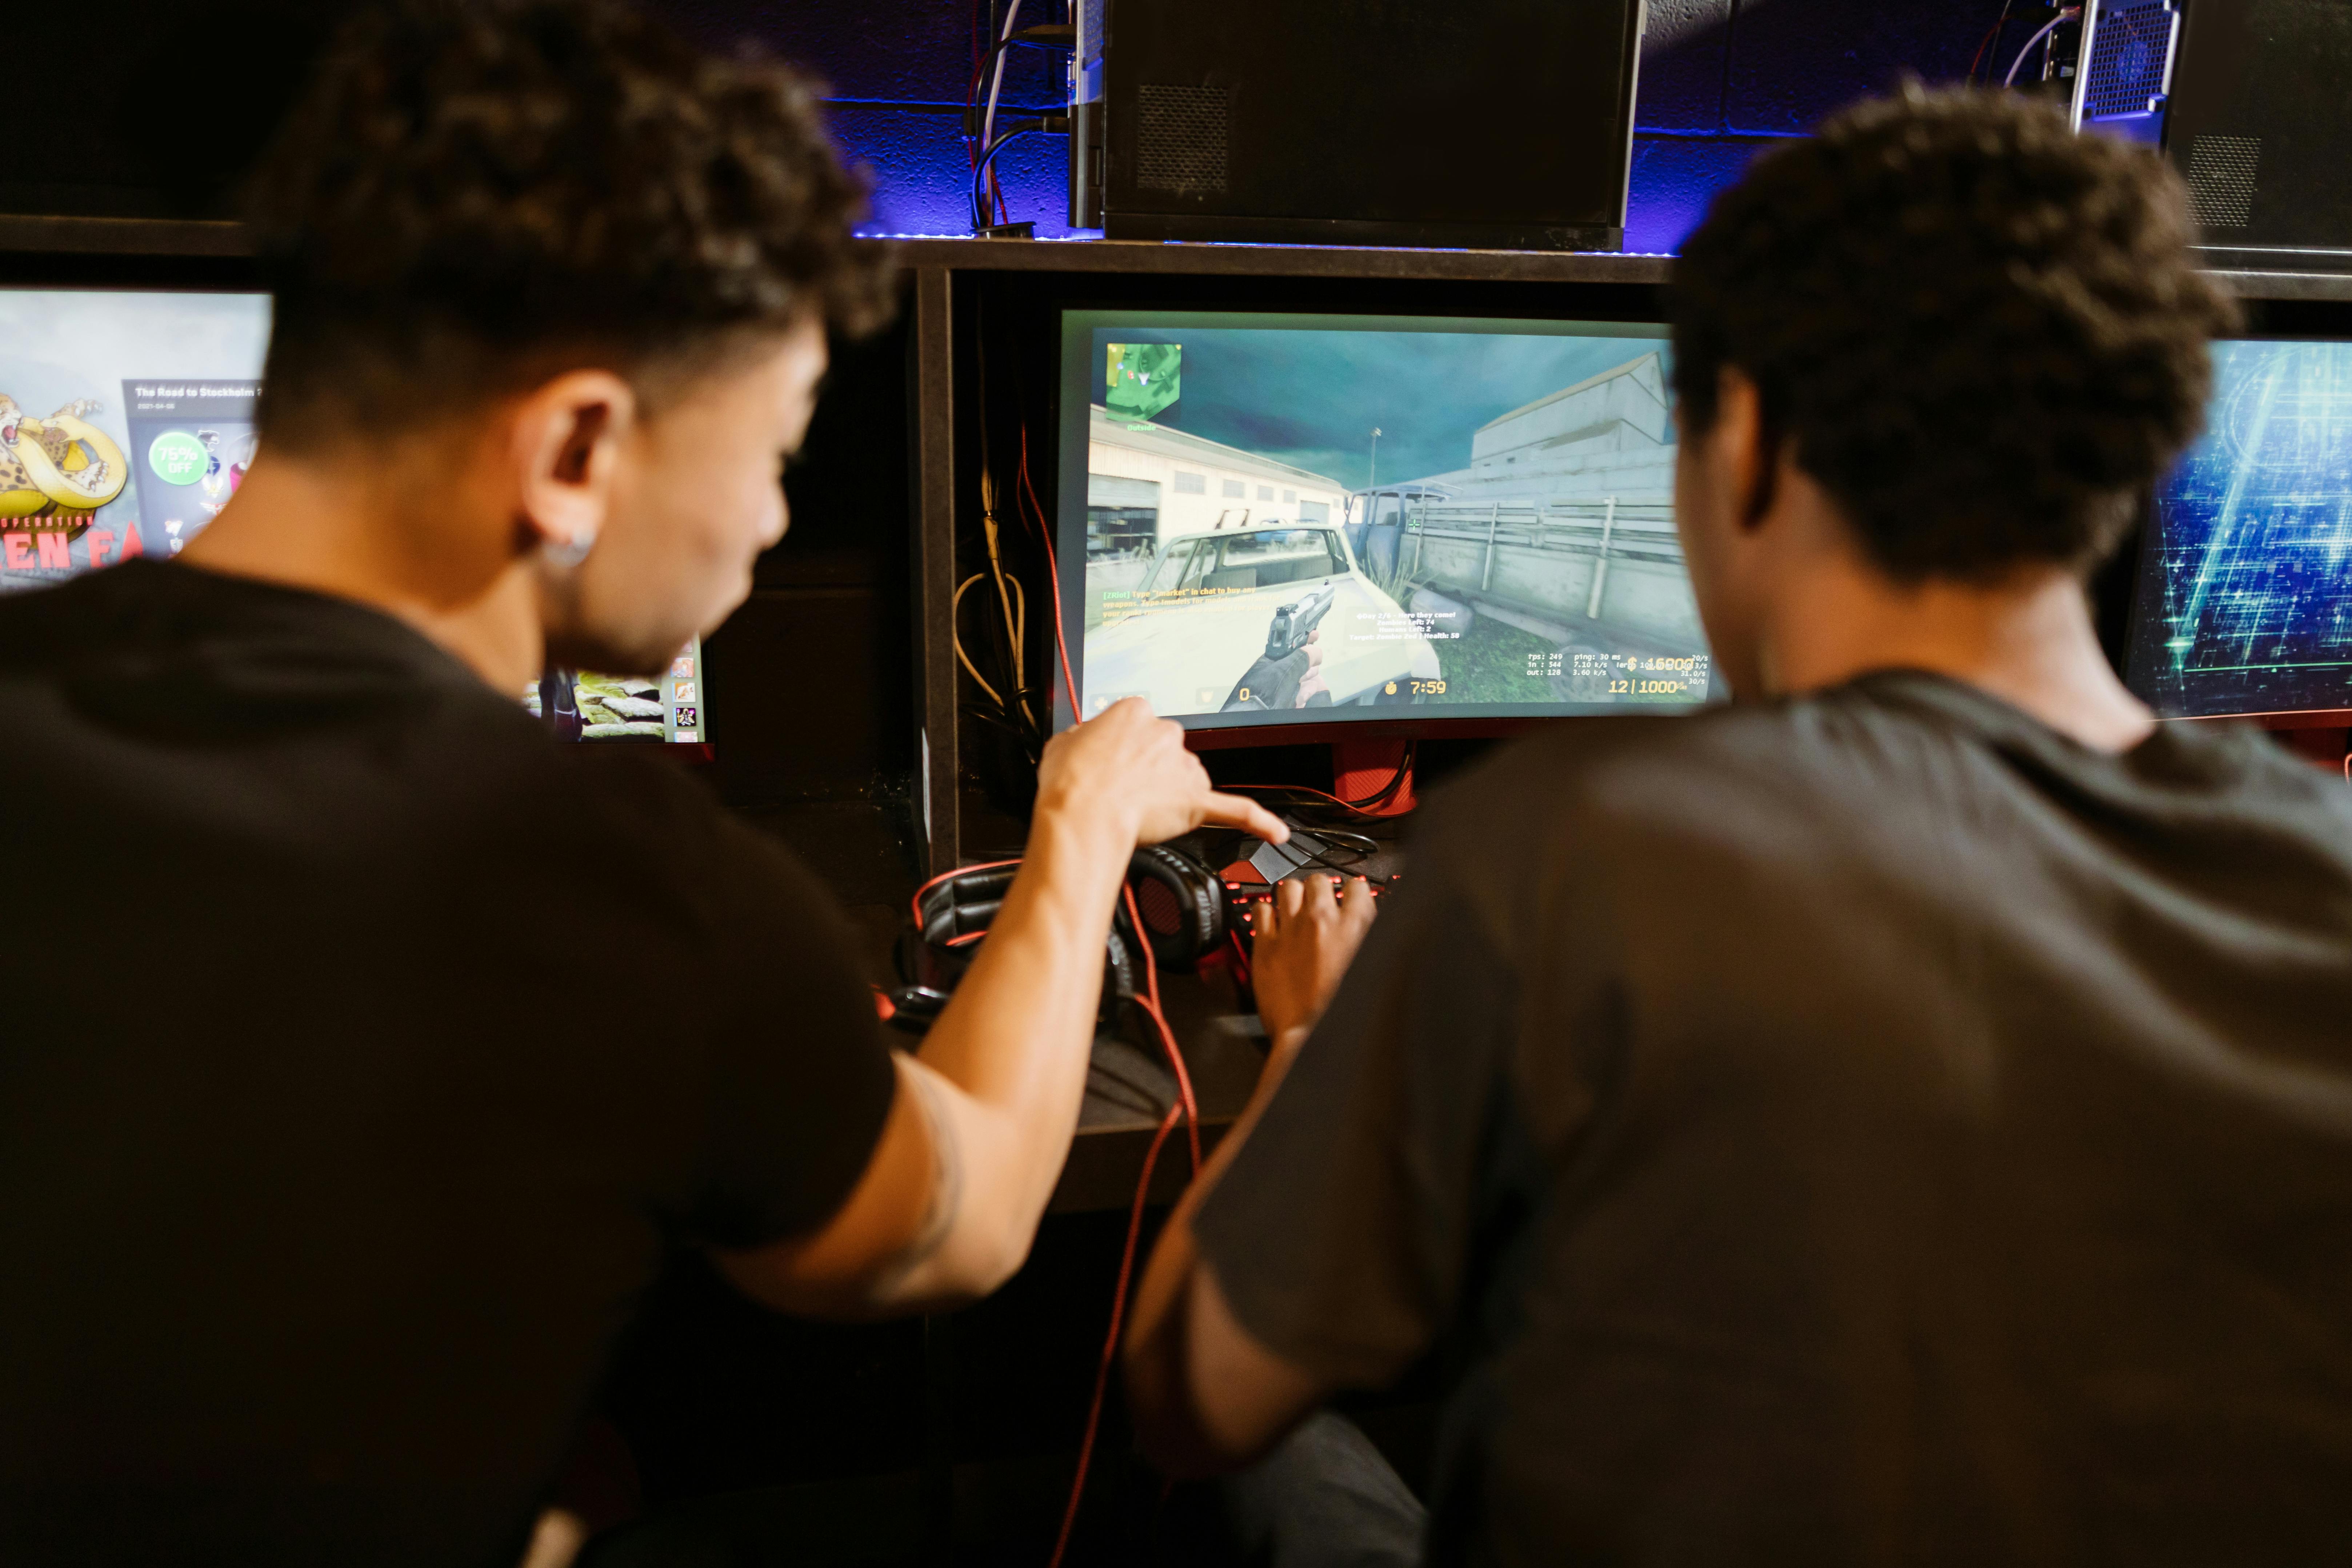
890, 847, 1224, 1031
914, 862, 1017, 948
1117, 844, 1227, 969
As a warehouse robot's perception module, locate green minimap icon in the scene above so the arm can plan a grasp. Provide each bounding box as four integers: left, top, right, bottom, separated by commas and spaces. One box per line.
1106, 343, 1180, 421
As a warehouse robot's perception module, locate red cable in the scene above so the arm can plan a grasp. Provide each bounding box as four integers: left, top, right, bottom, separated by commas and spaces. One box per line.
1221, 781, 1390, 816
1225, 745, 1412, 816
1042, 888, 1204, 1566
1122, 884, 1200, 1175
1141, 994, 1200, 1174
1125, 890, 1158, 1015
1047, 1099, 1183, 1568
915, 871, 1201, 1171
1019, 426, 1081, 720
1967, 19, 2001, 85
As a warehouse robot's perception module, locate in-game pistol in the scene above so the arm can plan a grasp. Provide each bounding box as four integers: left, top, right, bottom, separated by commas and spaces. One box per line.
1263, 583, 1336, 660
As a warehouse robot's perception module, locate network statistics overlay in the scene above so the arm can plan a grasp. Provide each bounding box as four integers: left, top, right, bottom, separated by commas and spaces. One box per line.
2127, 339, 2352, 719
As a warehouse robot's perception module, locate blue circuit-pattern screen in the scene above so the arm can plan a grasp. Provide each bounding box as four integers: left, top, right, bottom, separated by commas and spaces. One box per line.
2126, 339, 2352, 719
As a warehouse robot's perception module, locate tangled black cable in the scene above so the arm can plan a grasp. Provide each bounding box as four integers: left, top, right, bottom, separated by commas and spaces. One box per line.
1223, 740, 1418, 829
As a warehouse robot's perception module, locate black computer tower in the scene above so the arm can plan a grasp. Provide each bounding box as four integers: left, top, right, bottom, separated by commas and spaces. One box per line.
1081, 0, 1643, 252
2165, 0, 2352, 270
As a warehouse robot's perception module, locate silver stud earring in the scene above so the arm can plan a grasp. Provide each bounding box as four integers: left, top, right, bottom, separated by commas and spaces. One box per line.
544, 527, 597, 569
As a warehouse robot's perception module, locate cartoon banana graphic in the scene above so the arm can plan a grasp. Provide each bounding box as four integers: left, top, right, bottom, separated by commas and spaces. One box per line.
0, 397, 130, 516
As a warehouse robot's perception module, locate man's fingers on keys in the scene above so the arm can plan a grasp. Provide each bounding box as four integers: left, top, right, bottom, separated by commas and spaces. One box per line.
1302, 871, 1341, 915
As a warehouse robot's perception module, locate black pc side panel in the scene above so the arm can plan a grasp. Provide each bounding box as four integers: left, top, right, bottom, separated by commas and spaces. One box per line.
1100, 0, 1641, 252
2167, 0, 2352, 269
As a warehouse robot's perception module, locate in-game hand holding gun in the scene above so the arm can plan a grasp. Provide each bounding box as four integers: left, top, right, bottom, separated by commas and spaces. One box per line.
1223, 584, 1337, 711
1261, 583, 1335, 660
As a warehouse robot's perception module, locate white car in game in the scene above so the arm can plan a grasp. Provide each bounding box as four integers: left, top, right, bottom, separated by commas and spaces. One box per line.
1083, 523, 1440, 719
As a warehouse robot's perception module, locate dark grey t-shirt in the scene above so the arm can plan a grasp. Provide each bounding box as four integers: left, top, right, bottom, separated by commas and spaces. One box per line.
0, 562, 898, 1567
1196, 672, 2352, 1567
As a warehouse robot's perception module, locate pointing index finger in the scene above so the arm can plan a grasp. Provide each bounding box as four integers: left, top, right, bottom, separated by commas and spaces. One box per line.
1199, 790, 1289, 844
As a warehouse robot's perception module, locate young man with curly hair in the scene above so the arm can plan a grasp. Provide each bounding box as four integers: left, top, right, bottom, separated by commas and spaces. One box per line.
0, 2, 1282, 1563
1129, 88, 2352, 1564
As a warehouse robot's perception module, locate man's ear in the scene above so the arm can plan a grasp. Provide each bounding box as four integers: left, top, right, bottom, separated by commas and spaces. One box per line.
1712, 365, 1780, 532
509, 369, 637, 564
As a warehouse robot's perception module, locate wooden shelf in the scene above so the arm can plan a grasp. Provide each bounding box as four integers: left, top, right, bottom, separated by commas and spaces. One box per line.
5, 216, 2345, 300
0, 215, 255, 257
2202, 268, 2352, 303
6, 215, 2349, 298
877, 236, 2352, 300
880, 234, 1674, 285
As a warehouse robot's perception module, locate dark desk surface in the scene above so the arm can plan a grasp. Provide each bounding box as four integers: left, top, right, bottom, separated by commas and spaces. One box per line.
1051, 963, 1266, 1213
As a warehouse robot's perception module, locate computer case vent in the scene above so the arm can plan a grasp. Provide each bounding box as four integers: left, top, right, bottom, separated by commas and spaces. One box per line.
2185, 135, 2261, 231
1135, 85, 1230, 197
2082, 3, 2177, 116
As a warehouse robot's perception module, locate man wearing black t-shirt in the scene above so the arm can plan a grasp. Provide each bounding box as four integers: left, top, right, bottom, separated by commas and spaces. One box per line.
0, 4, 1285, 1565
1127, 90, 2352, 1564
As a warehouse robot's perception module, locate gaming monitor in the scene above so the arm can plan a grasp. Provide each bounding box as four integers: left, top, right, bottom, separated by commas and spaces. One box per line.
2124, 338, 2352, 723
1055, 309, 1719, 739
0, 286, 706, 744
520, 658, 708, 745
0, 287, 270, 580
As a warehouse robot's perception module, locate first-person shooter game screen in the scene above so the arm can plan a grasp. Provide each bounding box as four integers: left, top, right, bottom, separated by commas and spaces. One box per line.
1057, 311, 1720, 733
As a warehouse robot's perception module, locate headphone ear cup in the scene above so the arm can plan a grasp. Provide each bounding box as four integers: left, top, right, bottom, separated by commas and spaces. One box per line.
1124, 845, 1226, 969
916, 864, 1021, 947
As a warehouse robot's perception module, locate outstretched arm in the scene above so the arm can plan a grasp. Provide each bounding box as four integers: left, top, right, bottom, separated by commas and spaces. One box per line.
714, 700, 1289, 1317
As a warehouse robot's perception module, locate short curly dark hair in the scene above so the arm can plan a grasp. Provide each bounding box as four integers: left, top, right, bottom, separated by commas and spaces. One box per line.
1671, 87, 2240, 581
247, 0, 895, 450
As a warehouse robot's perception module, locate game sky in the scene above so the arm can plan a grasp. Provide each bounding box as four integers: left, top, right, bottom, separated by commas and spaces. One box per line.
1091, 320, 1672, 487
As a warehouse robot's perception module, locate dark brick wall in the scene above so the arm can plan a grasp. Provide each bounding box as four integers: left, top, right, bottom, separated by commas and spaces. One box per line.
650, 0, 2018, 253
